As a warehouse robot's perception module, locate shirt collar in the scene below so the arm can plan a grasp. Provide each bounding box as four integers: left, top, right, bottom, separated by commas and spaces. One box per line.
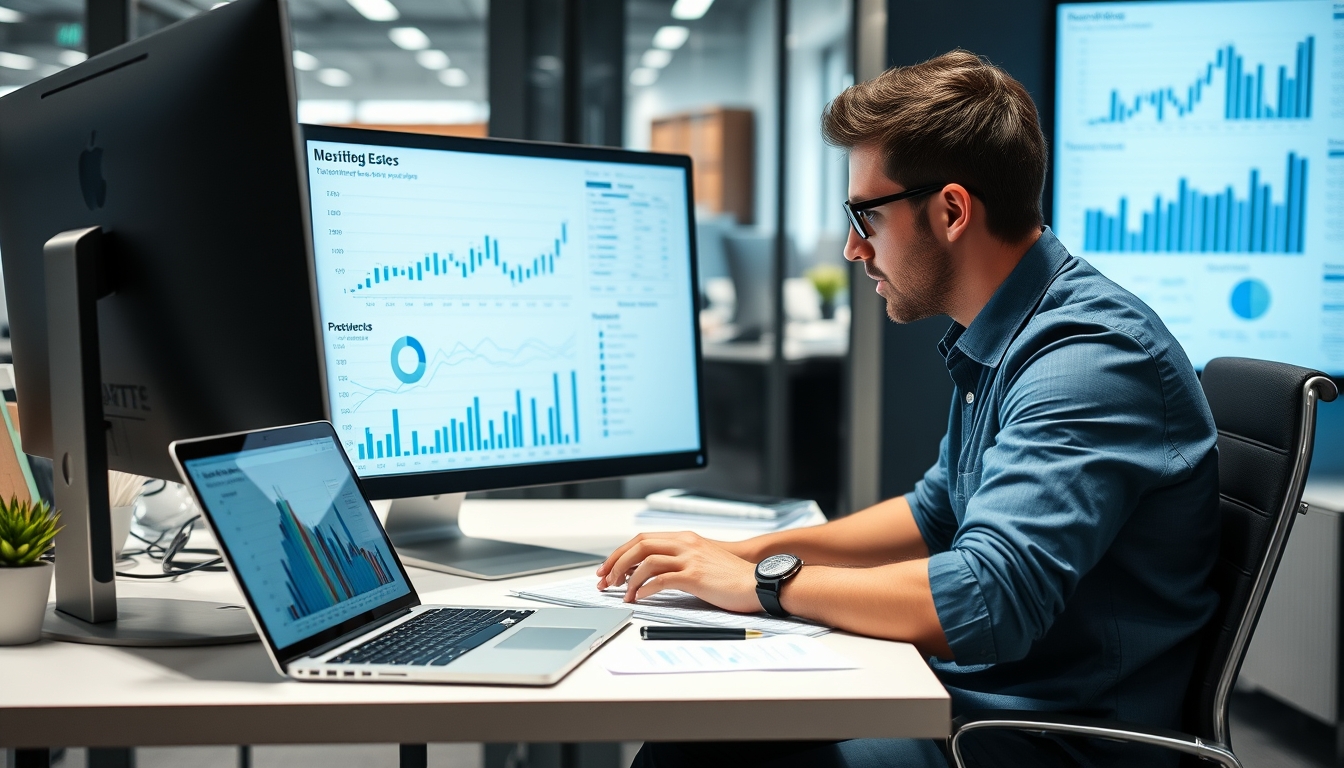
947, 227, 1071, 369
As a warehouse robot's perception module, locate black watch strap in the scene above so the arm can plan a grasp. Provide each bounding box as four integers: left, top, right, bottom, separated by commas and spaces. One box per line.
756, 583, 787, 618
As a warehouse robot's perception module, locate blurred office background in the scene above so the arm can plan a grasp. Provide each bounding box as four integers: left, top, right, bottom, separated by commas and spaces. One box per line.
0, 0, 1342, 766
0, 0, 859, 517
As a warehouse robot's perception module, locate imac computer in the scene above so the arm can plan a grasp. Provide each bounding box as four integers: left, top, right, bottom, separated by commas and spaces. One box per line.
0, 0, 326, 644
1052, 0, 1343, 376
301, 124, 707, 579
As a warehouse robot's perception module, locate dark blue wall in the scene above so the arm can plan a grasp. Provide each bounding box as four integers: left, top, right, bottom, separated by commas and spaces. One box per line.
878, 0, 1053, 498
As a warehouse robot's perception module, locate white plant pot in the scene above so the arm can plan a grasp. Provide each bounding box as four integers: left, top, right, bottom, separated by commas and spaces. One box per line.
111, 504, 134, 560
0, 561, 52, 645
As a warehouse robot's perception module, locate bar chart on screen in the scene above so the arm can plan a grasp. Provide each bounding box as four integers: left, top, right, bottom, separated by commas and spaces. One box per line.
307, 139, 702, 477
187, 439, 412, 648
1053, 0, 1344, 373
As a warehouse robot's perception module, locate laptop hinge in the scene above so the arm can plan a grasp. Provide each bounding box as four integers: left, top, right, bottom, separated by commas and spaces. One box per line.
303, 607, 414, 661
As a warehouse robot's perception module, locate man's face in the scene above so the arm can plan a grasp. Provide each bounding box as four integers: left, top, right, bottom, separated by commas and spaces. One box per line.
844, 145, 954, 324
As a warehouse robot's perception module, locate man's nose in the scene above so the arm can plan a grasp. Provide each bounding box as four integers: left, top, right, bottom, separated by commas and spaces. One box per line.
844, 228, 872, 262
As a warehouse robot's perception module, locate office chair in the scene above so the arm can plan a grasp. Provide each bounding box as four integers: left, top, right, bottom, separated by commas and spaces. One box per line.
949, 357, 1339, 768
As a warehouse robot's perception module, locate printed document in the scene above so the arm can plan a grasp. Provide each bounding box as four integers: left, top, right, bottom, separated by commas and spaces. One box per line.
601, 635, 856, 674
511, 576, 829, 637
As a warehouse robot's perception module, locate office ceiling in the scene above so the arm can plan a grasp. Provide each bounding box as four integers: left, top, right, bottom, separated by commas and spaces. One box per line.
0, 0, 487, 105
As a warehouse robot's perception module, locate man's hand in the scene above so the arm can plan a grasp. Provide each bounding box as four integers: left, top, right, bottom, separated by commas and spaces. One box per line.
595, 532, 763, 614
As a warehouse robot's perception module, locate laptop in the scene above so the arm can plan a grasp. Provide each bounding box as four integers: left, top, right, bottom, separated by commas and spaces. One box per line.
170, 421, 631, 685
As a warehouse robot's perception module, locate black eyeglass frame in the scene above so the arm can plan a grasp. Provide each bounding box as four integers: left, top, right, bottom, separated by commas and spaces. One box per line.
843, 183, 951, 240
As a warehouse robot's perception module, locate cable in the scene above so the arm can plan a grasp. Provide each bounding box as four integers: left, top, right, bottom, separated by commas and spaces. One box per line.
115, 515, 225, 580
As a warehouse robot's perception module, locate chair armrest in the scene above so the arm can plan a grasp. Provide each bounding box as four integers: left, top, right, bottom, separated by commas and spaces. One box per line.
949, 711, 1240, 768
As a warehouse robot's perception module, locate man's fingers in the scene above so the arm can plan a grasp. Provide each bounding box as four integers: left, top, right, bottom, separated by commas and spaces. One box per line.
596, 533, 648, 578
602, 539, 684, 588
633, 570, 690, 601
597, 532, 705, 578
623, 554, 681, 602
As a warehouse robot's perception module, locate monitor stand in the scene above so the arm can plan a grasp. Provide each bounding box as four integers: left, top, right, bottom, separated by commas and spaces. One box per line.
39, 227, 256, 647
385, 493, 601, 580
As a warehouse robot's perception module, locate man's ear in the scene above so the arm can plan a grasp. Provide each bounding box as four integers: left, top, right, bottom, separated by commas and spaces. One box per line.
939, 184, 975, 243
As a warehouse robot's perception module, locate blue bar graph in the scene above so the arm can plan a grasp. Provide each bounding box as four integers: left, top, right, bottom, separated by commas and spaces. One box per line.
276, 491, 396, 620
1084, 153, 1308, 255
348, 222, 569, 293
1090, 36, 1314, 124
358, 370, 581, 459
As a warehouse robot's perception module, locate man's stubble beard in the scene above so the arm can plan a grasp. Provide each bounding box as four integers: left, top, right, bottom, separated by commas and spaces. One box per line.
880, 213, 954, 324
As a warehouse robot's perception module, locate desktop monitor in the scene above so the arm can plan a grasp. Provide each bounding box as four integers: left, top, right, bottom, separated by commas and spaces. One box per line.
301, 125, 706, 578
0, 0, 325, 642
724, 232, 776, 342
1052, 0, 1343, 375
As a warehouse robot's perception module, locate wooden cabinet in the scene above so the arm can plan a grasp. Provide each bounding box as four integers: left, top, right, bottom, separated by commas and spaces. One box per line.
650, 107, 754, 224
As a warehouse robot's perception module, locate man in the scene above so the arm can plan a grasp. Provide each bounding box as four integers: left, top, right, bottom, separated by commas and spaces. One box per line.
602, 51, 1220, 767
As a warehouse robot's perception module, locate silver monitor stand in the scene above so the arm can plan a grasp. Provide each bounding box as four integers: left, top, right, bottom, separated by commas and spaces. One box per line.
384, 494, 601, 580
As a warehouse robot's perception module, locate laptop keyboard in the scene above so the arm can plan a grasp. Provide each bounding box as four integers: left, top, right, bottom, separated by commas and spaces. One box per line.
328, 608, 535, 667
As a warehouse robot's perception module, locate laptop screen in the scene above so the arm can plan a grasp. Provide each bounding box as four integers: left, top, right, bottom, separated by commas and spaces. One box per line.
181, 434, 414, 651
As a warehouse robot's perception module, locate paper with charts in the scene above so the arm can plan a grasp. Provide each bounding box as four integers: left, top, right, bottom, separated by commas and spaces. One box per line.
601, 635, 855, 675
510, 576, 829, 637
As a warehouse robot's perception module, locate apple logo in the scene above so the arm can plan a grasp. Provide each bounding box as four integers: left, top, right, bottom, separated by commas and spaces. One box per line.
79, 130, 106, 210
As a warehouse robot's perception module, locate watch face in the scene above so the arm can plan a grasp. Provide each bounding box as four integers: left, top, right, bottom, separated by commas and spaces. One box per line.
758, 554, 799, 579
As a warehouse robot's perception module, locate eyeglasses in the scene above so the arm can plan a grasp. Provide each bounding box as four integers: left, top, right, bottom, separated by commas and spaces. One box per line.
842, 183, 947, 240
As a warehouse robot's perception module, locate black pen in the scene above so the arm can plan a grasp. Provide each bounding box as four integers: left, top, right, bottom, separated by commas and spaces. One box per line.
640, 626, 765, 640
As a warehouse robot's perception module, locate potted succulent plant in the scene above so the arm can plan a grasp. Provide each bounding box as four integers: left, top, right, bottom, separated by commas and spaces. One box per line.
806, 264, 848, 320
0, 496, 61, 645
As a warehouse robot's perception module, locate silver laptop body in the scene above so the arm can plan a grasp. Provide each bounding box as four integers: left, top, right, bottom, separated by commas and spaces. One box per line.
171, 421, 630, 686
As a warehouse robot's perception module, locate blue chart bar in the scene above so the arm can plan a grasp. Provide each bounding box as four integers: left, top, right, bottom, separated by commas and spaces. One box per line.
363, 370, 581, 459
276, 492, 396, 620
349, 222, 568, 293
1084, 153, 1308, 254
1091, 36, 1314, 124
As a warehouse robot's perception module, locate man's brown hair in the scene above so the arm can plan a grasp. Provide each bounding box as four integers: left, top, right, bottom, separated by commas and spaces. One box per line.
822, 50, 1047, 243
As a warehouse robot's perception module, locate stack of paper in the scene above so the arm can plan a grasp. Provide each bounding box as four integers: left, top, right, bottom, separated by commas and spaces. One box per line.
602, 635, 856, 675
510, 576, 829, 637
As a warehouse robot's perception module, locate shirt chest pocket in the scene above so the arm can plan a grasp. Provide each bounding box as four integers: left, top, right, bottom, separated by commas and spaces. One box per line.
954, 467, 983, 503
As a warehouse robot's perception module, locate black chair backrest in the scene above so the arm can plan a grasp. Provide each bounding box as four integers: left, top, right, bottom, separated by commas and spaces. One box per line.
1184, 357, 1337, 745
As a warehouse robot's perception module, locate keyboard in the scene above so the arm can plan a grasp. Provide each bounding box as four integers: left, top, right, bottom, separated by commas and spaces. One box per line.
328, 608, 534, 667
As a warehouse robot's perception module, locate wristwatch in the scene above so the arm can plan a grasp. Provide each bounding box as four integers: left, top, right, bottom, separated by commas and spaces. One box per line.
755, 553, 803, 618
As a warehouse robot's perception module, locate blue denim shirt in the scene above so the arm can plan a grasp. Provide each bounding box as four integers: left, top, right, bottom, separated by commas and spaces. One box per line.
906, 228, 1220, 728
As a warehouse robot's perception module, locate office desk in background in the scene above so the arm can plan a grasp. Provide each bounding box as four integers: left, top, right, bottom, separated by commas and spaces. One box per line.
682, 321, 849, 514
0, 499, 949, 754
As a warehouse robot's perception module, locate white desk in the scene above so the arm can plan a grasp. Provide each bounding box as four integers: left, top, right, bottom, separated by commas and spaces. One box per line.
0, 500, 948, 749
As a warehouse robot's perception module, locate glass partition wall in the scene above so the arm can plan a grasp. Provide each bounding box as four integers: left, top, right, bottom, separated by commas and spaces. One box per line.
622, 0, 852, 513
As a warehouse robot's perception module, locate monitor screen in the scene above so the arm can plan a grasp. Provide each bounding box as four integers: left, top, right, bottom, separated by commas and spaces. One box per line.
181, 435, 413, 651
302, 126, 704, 496
1053, 0, 1343, 374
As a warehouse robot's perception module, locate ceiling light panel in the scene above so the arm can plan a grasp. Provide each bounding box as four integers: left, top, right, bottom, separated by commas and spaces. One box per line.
641, 49, 673, 69
415, 49, 450, 70
438, 68, 468, 87
388, 26, 430, 51
0, 6, 23, 22
346, 0, 399, 22
629, 68, 658, 86
316, 68, 352, 87
292, 50, 320, 71
58, 50, 87, 67
670, 0, 713, 20
652, 26, 689, 50
0, 51, 36, 70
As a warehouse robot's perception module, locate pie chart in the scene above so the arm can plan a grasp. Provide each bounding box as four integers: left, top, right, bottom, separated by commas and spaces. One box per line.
1230, 279, 1271, 321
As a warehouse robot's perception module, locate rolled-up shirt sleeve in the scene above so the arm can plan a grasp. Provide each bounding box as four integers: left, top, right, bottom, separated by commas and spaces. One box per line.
928, 331, 1179, 665
907, 430, 957, 554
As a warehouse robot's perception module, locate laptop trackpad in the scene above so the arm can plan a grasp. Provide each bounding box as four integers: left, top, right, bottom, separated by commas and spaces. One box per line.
496, 627, 595, 651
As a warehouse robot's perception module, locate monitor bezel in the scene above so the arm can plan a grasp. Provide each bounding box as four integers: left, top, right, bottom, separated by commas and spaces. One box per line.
171, 420, 420, 666
299, 124, 709, 499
